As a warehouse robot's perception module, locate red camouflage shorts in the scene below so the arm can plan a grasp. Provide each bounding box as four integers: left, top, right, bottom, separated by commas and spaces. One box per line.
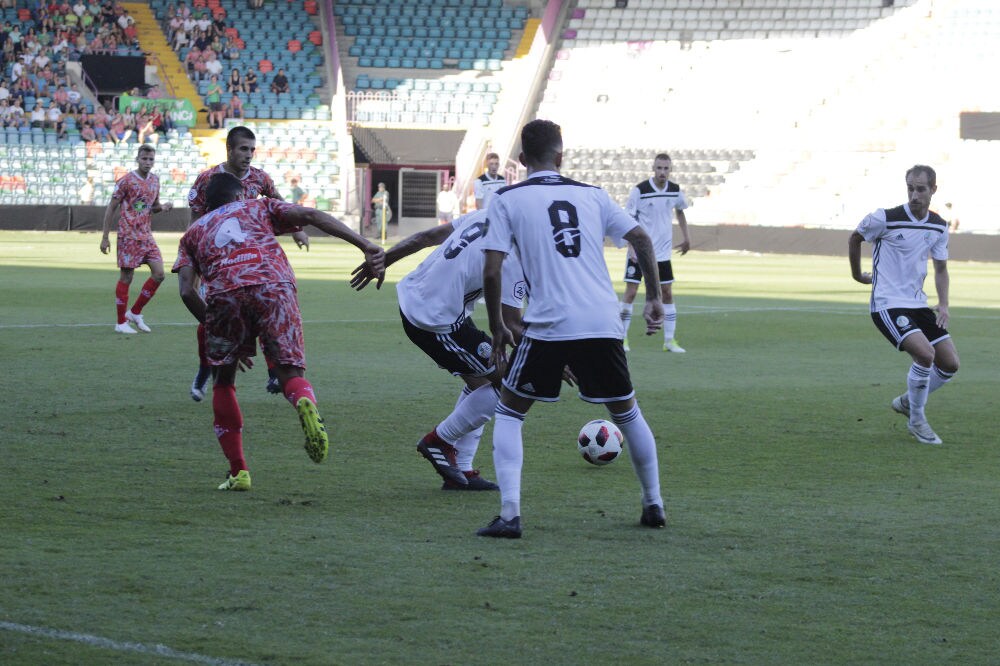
117, 236, 163, 269
204, 282, 305, 368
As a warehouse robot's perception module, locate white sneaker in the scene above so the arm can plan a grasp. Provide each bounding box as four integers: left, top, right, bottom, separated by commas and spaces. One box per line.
190, 379, 205, 402
663, 339, 686, 353
114, 322, 137, 334
907, 420, 942, 445
126, 310, 151, 332
891, 394, 910, 418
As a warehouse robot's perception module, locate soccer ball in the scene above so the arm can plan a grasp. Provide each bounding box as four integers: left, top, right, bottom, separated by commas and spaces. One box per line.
577, 419, 624, 466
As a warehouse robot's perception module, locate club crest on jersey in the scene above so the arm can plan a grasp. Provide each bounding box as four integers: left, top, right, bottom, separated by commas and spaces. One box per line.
219, 246, 263, 268
477, 342, 492, 359
214, 218, 248, 247
188, 188, 197, 202
512, 280, 527, 301
896, 315, 911, 328
245, 185, 259, 198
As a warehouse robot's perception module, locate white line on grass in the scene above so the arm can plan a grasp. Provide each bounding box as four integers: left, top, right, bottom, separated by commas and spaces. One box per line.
2, 306, 999, 330
0, 620, 258, 666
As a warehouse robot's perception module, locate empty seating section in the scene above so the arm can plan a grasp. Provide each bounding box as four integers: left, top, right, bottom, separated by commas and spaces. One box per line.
148, 0, 329, 120
349, 78, 500, 128
236, 121, 343, 211
335, 0, 527, 71
566, 0, 920, 42
562, 148, 754, 203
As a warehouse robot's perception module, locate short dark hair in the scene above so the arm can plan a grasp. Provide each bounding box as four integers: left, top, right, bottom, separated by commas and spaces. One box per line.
206, 172, 243, 212
485, 152, 499, 161
226, 125, 255, 150
520, 119, 562, 165
654, 152, 671, 162
906, 164, 936, 189
136, 144, 156, 156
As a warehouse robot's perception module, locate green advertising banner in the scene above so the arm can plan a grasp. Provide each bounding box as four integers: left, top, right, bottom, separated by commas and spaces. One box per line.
118, 94, 197, 128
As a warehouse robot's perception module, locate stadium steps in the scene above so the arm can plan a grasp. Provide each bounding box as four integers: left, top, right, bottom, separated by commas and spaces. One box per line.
515, 18, 541, 58
122, 1, 205, 127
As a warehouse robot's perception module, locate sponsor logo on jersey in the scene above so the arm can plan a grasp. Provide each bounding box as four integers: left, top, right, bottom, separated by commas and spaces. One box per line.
477, 342, 492, 359
896, 315, 911, 328
188, 188, 197, 201
895, 233, 905, 240
133, 200, 147, 212
214, 217, 248, 247
219, 246, 263, 268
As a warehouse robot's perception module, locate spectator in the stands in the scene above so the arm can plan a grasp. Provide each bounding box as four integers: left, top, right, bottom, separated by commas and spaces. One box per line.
222, 35, 239, 60
52, 82, 69, 110
30, 103, 45, 127
270, 68, 289, 95
181, 11, 196, 36
211, 12, 225, 39
204, 49, 223, 79
171, 24, 187, 50
205, 73, 224, 129
226, 90, 242, 119
184, 44, 200, 75
46, 99, 65, 137
80, 121, 96, 142
244, 66, 257, 93
227, 67, 242, 94
195, 11, 210, 34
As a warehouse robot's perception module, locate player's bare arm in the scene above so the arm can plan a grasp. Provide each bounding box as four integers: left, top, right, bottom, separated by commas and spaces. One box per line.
483, 249, 515, 369
350, 222, 454, 290
99, 197, 122, 254
676, 209, 691, 255
291, 207, 386, 282
933, 258, 950, 327
848, 231, 872, 284
623, 226, 663, 333
176, 265, 206, 323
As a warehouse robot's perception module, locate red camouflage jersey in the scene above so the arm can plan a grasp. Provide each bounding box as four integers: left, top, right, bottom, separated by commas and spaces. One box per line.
172, 198, 303, 297
113, 170, 160, 241
187, 164, 280, 220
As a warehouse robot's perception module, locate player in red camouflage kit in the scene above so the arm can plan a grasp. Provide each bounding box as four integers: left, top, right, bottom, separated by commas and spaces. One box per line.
187, 125, 310, 400
100, 144, 174, 334
173, 172, 385, 490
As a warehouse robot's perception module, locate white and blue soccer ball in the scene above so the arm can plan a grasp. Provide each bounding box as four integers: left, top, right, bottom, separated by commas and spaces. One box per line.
577, 419, 624, 466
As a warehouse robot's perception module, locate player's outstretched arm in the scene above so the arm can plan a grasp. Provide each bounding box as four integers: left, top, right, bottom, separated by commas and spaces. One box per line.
176, 265, 206, 323
350, 222, 454, 291
623, 226, 663, 333
848, 231, 872, 284
293, 207, 386, 284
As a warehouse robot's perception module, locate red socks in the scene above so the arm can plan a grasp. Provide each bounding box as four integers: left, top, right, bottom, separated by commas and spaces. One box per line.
283, 376, 317, 407
130, 277, 160, 314
115, 281, 129, 324
212, 383, 247, 476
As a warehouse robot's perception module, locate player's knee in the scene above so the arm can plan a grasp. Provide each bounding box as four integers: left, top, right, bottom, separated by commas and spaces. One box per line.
935, 352, 959, 375
152, 273, 166, 283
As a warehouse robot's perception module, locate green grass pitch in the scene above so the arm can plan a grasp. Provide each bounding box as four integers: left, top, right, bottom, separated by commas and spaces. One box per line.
1, 230, 998, 665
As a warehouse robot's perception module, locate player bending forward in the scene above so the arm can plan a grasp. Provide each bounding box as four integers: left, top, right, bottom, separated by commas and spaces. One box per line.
173, 172, 385, 490
479, 119, 667, 538
351, 208, 529, 490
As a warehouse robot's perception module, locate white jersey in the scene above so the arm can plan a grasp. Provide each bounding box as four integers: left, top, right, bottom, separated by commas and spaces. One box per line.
397, 210, 526, 333
482, 170, 637, 341
474, 172, 506, 208
856, 203, 948, 312
625, 178, 689, 261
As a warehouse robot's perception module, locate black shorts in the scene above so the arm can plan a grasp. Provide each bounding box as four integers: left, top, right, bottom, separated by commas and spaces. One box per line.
624, 258, 674, 284
401, 310, 494, 377
503, 337, 634, 403
871, 307, 950, 350
209, 101, 223, 111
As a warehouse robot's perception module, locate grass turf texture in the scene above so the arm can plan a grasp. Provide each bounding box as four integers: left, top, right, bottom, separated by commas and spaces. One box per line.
1, 230, 999, 665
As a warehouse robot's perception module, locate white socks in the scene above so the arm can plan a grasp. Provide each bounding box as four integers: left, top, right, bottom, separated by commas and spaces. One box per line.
611, 404, 663, 508
492, 403, 526, 520
662, 303, 677, 341
906, 363, 931, 423
436, 385, 498, 470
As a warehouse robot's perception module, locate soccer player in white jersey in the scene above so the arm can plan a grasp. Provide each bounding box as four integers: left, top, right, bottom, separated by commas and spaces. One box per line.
848, 165, 959, 445
350, 209, 527, 490
479, 119, 667, 538
620, 153, 691, 352
474, 152, 506, 210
